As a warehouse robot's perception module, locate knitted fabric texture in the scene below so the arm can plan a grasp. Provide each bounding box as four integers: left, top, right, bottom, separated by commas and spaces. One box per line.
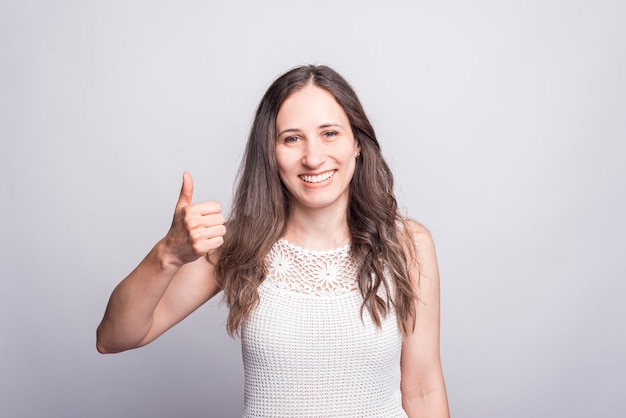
241, 239, 407, 417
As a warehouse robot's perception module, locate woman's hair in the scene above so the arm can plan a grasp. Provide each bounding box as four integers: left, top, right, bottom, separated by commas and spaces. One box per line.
216, 65, 418, 336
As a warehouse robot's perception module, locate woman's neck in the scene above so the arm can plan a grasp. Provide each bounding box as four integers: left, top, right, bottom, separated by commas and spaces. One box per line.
282, 206, 351, 251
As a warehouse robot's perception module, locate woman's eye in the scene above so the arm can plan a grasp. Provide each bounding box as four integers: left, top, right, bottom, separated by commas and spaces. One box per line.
322, 131, 338, 139
283, 136, 300, 143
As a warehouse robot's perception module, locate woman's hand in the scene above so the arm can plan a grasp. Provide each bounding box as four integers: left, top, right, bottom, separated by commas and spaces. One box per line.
96, 172, 224, 353
163, 171, 226, 266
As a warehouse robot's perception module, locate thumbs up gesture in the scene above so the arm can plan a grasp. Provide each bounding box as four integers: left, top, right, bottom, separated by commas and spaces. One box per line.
164, 172, 226, 266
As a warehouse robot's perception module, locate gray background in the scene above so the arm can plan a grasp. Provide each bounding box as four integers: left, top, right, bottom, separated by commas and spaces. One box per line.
1, 1, 624, 417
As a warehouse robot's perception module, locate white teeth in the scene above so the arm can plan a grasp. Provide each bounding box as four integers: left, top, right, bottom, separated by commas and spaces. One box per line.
300, 170, 335, 183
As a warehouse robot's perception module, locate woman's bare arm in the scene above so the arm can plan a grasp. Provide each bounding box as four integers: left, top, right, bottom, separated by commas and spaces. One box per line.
401, 221, 450, 417
96, 172, 225, 353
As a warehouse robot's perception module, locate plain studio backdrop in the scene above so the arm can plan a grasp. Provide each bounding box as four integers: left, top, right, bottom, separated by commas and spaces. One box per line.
1, 1, 624, 417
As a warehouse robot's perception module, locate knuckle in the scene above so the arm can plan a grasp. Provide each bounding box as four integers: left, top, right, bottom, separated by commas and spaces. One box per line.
191, 242, 205, 255
212, 236, 224, 248
185, 205, 198, 219
190, 229, 204, 242
185, 218, 198, 230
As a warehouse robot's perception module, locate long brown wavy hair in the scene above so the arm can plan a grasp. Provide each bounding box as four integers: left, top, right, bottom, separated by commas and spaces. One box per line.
216, 65, 419, 336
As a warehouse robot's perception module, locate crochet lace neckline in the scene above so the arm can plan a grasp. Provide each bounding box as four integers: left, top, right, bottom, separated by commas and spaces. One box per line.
278, 238, 350, 254
265, 238, 359, 295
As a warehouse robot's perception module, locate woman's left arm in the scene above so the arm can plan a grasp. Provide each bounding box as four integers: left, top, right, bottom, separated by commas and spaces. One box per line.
401, 222, 450, 418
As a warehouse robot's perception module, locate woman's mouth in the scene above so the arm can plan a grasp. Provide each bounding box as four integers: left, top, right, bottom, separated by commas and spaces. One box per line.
299, 170, 336, 184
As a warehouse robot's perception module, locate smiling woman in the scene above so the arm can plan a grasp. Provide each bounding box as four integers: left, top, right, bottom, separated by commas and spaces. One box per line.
97, 65, 449, 417
275, 85, 361, 214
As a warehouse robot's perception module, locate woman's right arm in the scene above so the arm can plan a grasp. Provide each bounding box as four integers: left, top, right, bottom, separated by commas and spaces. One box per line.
96, 172, 226, 354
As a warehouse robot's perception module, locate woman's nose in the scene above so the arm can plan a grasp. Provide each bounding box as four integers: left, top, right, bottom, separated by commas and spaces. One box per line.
302, 139, 325, 168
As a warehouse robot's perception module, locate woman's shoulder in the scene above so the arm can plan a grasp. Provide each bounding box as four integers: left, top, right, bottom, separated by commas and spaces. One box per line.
397, 219, 438, 277
399, 218, 434, 249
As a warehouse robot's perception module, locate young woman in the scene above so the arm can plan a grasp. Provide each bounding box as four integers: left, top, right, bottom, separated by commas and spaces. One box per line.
97, 65, 449, 417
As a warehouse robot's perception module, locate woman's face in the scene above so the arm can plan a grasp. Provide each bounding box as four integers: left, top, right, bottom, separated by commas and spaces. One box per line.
275, 84, 360, 214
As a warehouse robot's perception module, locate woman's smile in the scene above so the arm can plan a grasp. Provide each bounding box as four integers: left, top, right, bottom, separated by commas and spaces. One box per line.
299, 170, 336, 184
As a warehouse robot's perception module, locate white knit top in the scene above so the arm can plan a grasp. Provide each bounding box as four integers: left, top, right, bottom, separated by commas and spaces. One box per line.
241, 239, 407, 417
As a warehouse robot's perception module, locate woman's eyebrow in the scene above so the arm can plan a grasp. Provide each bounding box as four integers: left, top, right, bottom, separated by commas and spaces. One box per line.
319, 123, 343, 130
276, 128, 301, 137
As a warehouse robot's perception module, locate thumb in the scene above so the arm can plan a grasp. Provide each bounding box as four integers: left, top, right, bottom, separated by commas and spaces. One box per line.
176, 171, 194, 208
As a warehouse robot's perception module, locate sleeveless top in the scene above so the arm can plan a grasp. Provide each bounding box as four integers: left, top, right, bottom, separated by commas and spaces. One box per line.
240, 239, 407, 417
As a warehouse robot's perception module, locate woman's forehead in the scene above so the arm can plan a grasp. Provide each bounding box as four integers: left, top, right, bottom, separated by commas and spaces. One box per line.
276, 85, 348, 130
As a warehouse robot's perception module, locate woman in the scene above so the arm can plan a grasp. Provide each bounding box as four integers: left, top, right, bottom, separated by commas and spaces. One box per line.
97, 65, 449, 417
